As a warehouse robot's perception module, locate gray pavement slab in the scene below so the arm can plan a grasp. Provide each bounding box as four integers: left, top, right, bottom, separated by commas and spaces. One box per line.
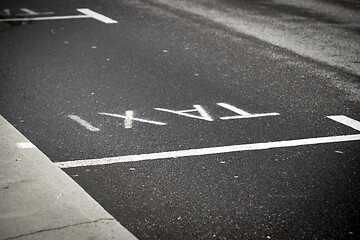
0, 115, 136, 240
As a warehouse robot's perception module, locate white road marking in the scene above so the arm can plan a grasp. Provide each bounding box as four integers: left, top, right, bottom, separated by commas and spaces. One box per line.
76, 8, 117, 24
3, 9, 11, 16
124, 111, 134, 129
0, 8, 117, 24
218, 103, 279, 120
16, 11, 54, 16
0, 15, 89, 22
328, 115, 360, 131
56, 115, 360, 168
155, 105, 213, 121
17, 142, 36, 149
68, 115, 100, 132
99, 112, 167, 127
20, 8, 39, 15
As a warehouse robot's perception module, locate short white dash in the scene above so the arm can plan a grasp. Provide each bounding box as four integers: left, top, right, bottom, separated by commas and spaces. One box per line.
17, 142, 35, 149
68, 115, 100, 132
124, 111, 133, 129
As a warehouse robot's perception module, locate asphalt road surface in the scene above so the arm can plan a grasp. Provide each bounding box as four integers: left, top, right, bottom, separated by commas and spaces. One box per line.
1, 0, 359, 239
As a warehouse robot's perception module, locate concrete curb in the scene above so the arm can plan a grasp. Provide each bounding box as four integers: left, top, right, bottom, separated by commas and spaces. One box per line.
0, 115, 137, 240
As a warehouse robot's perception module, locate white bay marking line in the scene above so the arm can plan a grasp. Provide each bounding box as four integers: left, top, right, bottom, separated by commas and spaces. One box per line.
68, 115, 100, 132
218, 103, 280, 120
0, 8, 117, 24
17, 142, 36, 149
99, 112, 167, 127
327, 115, 360, 131
0, 15, 89, 22
76, 8, 117, 24
56, 115, 360, 168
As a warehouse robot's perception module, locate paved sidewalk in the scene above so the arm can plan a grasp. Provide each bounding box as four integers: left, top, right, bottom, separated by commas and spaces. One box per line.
0, 115, 137, 240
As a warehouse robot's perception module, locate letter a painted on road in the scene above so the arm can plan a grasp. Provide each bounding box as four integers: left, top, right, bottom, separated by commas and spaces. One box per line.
154, 105, 213, 121
217, 103, 279, 120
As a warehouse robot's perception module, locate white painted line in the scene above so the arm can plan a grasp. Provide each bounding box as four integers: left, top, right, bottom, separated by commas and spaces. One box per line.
328, 115, 360, 131
124, 111, 133, 129
20, 8, 39, 15
56, 134, 360, 168
0, 15, 89, 22
76, 8, 117, 24
16, 12, 55, 16
217, 103, 252, 116
68, 115, 100, 132
221, 113, 280, 120
0, 9, 116, 24
17, 142, 36, 149
217, 103, 280, 120
194, 105, 213, 121
56, 115, 360, 168
99, 112, 167, 126
17, 9, 55, 16
154, 105, 213, 121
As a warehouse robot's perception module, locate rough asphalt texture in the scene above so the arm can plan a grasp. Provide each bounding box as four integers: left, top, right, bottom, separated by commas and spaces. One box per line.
1, 0, 359, 239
